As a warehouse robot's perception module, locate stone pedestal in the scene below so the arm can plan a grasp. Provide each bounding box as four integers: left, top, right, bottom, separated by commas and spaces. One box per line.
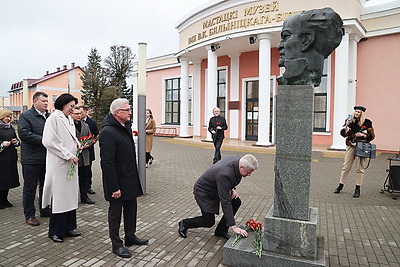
222, 84, 325, 266
273, 85, 313, 220
223, 233, 325, 267
264, 206, 318, 259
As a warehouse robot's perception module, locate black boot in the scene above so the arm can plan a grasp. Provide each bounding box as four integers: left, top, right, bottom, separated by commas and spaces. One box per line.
334, 183, 344, 194
353, 185, 360, 198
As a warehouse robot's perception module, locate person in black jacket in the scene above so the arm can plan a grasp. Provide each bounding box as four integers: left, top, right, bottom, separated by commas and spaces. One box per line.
178, 154, 258, 240
333, 105, 375, 198
79, 106, 99, 195
99, 98, 148, 258
208, 107, 228, 164
18, 92, 50, 226
0, 109, 20, 209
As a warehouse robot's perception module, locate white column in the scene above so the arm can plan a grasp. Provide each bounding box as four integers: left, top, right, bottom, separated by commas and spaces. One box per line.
179, 58, 190, 137
192, 60, 202, 136
229, 53, 240, 139
348, 34, 359, 111
256, 34, 272, 146
330, 29, 351, 150
205, 45, 218, 141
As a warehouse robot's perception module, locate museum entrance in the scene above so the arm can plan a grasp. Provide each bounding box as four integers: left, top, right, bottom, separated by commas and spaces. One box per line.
245, 80, 274, 142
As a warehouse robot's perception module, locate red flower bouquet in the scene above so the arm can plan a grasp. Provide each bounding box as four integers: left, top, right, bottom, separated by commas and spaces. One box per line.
231, 219, 263, 258
67, 134, 98, 181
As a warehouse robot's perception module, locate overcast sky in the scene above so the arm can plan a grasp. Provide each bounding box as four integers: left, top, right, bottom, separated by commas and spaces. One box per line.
0, 0, 211, 96
0, 0, 392, 97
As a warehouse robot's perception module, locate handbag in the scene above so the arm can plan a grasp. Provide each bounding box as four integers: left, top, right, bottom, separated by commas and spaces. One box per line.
356, 142, 376, 159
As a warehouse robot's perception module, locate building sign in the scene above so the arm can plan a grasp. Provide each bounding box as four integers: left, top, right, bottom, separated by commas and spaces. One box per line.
185, 1, 302, 46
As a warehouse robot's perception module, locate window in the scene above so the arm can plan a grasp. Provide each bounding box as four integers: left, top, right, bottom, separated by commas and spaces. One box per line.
313, 59, 328, 132
165, 78, 180, 124
217, 69, 226, 117
165, 76, 193, 125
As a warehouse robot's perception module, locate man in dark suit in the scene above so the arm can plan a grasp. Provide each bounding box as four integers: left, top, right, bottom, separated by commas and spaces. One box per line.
71, 107, 95, 204
100, 98, 148, 258
178, 154, 258, 239
79, 106, 99, 195
18, 91, 51, 226
208, 107, 228, 164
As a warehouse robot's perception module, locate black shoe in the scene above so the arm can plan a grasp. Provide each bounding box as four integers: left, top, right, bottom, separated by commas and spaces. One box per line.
112, 246, 131, 258
40, 211, 50, 218
66, 230, 81, 237
81, 198, 95, 204
4, 200, 13, 207
334, 183, 344, 194
125, 235, 149, 246
353, 185, 361, 198
88, 188, 96, 194
178, 220, 187, 238
48, 234, 64, 243
215, 232, 231, 240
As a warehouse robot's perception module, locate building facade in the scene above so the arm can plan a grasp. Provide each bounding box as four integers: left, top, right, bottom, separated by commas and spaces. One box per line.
9, 63, 84, 119
138, 0, 400, 152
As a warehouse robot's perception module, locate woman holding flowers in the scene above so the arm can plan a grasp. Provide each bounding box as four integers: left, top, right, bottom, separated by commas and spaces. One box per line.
0, 109, 20, 209
42, 93, 81, 242
334, 105, 375, 198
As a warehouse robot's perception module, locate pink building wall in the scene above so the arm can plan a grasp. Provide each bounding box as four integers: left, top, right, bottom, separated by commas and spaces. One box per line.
357, 34, 400, 152
146, 65, 188, 135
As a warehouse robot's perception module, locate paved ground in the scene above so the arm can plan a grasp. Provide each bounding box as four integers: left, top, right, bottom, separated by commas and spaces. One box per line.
1, 137, 400, 267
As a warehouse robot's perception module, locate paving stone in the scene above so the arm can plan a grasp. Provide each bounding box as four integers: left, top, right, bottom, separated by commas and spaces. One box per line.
0, 137, 399, 266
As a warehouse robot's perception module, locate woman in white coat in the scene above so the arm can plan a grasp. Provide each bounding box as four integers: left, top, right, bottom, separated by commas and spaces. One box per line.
42, 93, 80, 242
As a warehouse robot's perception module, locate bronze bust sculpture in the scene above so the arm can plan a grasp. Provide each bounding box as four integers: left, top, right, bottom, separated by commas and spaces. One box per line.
277, 7, 343, 87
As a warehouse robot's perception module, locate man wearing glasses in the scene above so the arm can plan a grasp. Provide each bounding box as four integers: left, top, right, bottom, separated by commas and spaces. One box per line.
99, 98, 148, 258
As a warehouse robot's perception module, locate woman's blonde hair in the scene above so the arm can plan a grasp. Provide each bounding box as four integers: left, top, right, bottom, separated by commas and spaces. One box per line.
353, 110, 366, 126
0, 109, 12, 121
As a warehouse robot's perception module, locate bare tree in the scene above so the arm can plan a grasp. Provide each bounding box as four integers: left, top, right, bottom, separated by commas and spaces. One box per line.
104, 45, 135, 104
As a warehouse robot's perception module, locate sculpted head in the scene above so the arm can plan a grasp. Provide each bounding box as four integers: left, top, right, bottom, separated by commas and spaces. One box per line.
277, 7, 343, 86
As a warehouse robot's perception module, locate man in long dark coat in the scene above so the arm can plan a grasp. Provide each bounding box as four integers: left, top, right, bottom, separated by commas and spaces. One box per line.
100, 98, 148, 258
178, 154, 258, 239
208, 107, 228, 164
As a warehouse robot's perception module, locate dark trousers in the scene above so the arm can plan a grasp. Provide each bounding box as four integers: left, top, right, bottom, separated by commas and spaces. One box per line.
88, 161, 93, 188
49, 209, 77, 237
108, 198, 138, 249
184, 197, 241, 234
0, 189, 9, 204
213, 137, 224, 163
22, 164, 49, 219
78, 165, 91, 200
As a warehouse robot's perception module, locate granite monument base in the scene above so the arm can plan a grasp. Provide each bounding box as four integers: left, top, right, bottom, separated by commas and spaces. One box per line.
223, 232, 325, 267
264, 205, 318, 259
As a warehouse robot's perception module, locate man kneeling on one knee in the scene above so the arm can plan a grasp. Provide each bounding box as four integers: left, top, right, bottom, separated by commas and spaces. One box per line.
178, 154, 258, 239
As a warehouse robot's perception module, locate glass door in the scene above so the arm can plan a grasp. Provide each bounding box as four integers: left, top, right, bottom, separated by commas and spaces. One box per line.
245, 81, 259, 141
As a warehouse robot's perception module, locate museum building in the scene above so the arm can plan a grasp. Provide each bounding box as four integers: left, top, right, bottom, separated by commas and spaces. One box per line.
138, 0, 400, 152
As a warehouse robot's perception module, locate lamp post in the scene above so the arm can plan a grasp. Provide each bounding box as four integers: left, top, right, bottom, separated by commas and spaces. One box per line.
137, 43, 147, 195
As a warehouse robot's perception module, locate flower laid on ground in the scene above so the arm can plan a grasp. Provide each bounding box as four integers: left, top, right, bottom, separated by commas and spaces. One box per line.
67, 134, 99, 181
231, 219, 263, 258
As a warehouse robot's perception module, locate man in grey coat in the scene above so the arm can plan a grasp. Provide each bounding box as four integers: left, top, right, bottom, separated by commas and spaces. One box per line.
71, 107, 95, 205
178, 154, 258, 239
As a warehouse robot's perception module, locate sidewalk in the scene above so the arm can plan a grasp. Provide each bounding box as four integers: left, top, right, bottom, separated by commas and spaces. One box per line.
0, 137, 399, 266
